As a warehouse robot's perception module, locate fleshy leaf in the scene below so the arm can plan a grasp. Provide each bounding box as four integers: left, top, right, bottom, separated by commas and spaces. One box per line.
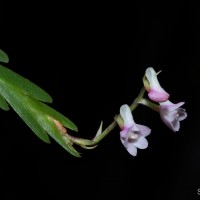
0, 93, 10, 111
0, 49, 9, 63
0, 64, 52, 103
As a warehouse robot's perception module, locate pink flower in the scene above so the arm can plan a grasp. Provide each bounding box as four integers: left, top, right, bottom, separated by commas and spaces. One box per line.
144, 67, 170, 102
119, 104, 151, 156
159, 100, 187, 132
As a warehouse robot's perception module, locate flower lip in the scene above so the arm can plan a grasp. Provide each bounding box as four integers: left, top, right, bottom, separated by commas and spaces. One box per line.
148, 89, 170, 102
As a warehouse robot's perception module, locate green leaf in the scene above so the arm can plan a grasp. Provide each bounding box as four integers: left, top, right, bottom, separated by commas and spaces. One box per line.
26, 97, 78, 131
0, 73, 79, 156
37, 102, 78, 132
0, 93, 10, 111
0, 85, 51, 143
0, 64, 52, 103
40, 116, 81, 157
0, 49, 9, 63
1, 84, 79, 156
28, 98, 80, 156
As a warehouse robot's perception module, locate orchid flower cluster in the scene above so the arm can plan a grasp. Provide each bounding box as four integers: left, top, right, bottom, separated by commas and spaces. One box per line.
0, 49, 187, 157
117, 67, 187, 156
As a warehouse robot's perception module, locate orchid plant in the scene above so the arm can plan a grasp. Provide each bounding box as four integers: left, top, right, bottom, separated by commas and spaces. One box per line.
0, 49, 187, 157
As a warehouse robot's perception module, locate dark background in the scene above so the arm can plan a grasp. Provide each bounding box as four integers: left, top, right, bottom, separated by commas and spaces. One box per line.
0, 2, 199, 199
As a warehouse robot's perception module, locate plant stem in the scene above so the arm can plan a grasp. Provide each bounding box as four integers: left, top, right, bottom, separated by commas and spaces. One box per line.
70, 87, 146, 147
139, 98, 160, 112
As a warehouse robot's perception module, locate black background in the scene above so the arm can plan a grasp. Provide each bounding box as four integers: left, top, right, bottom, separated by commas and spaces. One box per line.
0, 2, 199, 200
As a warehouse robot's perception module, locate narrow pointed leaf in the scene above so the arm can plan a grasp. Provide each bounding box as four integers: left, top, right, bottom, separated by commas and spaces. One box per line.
40, 117, 81, 157
0, 64, 52, 103
29, 99, 78, 132
0, 49, 9, 63
0, 93, 10, 111
0, 85, 51, 143
1, 77, 79, 156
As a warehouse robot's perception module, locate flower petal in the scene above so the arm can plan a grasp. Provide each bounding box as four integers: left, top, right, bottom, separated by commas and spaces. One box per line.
120, 136, 127, 146
178, 108, 187, 121
126, 142, 138, 156
160, 100, 185, 111
145, 67, 162, 89
171, 118, 180, 132
159, 100, 187, 132
133, 136, 148, 149
160, 111, 180, 132
120, 129, 129, 138
136, 124, 151, 137
120, 134, 138, 156
120, 104, 135, 129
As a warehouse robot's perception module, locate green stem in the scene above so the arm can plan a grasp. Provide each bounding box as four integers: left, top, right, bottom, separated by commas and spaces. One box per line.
70, 87, 146, 146
130, 87, 145, 111
139, 98, 160, 112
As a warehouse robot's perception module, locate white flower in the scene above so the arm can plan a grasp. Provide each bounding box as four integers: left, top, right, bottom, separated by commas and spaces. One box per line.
144, 67, 170, 102
119, 104, 151, 156
159, 100, 187, 132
